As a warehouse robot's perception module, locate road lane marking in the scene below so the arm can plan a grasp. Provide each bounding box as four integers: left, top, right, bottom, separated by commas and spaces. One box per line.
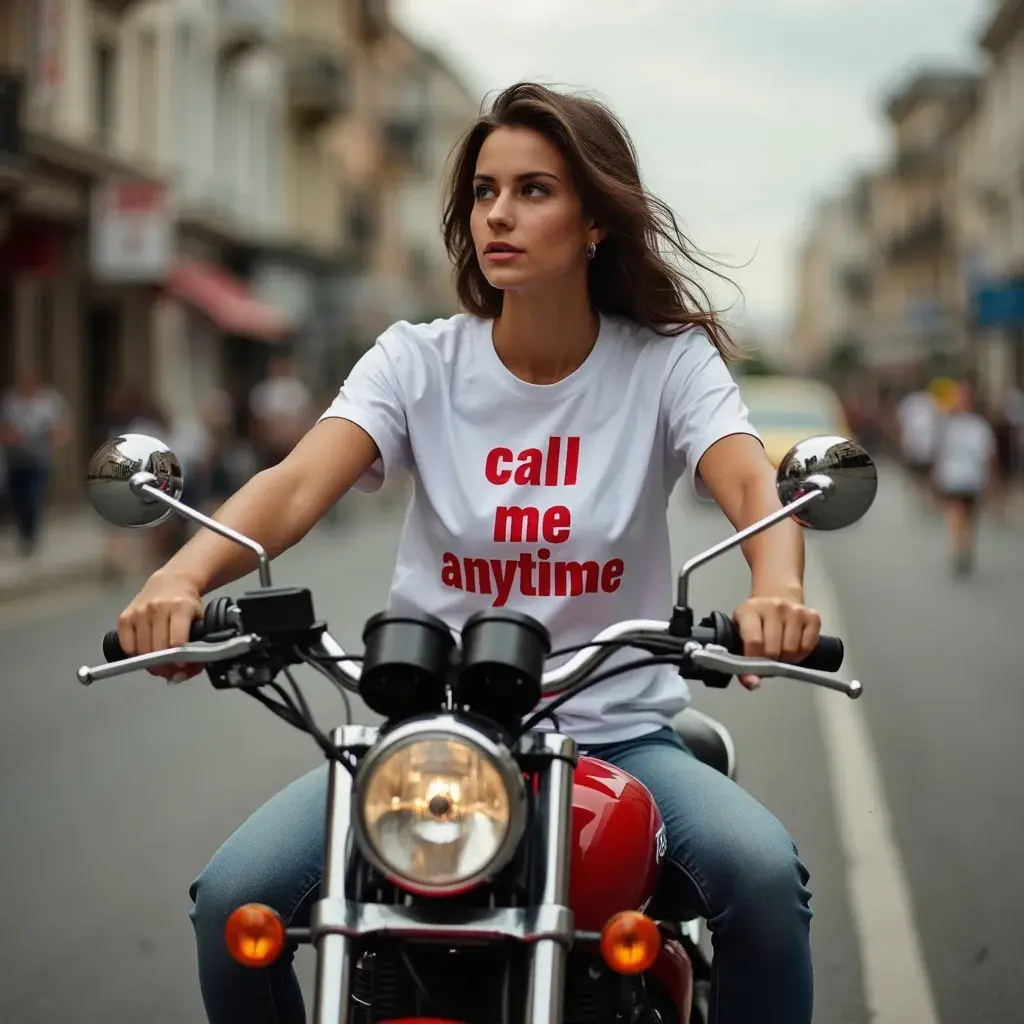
807, 546, 939, 1023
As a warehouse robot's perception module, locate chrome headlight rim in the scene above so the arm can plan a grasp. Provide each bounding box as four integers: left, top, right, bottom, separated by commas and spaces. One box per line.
352, 715, 528, 896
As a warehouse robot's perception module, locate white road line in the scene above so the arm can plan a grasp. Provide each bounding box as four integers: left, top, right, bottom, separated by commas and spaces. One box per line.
806, 545, 939, 1023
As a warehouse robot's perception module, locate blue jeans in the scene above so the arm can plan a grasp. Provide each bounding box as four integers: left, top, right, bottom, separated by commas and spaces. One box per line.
189, 727, 812, 1023
6, 459, 50, 551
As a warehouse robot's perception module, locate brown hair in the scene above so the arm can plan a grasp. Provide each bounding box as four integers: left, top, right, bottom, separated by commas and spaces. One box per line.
441, 82, 742, 362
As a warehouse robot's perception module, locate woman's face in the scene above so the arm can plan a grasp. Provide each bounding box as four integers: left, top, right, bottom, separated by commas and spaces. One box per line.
470, 126, 600, 295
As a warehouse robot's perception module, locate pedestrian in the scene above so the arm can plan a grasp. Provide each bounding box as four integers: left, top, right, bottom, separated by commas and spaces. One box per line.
248, 354, 316, 471
932, 381, 998, 577
895, 381, 940, 513
0, 367, 72, 555
984, 399, 1016, 522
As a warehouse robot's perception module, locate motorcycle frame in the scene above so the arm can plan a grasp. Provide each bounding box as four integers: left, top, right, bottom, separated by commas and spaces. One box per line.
309, 725, 579, 1024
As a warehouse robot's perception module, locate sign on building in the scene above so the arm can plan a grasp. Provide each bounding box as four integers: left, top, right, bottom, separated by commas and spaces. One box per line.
90, 178, 174, 283
973, 280, 1024, 331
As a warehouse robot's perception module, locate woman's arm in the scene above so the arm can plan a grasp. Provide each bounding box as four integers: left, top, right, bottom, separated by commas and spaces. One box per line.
696, 433, 820, 687
697, 433, 805, 598
156, 418, 380, 595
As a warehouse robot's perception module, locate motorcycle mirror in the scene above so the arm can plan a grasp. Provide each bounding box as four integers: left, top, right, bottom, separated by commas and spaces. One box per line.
85, 432, 275, 586
86, 433, 184, 529
674, 433, 877, 616
776, 435, 877, 531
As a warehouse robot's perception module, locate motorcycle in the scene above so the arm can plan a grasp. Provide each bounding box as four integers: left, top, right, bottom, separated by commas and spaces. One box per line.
78, 432, 877, 1024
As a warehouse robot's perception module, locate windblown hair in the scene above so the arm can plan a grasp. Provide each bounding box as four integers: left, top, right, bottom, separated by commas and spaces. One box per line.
441, 82, 743, 362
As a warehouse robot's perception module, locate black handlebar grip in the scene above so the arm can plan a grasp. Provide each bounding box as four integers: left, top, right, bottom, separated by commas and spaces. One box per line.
692, 614, 844, 673
102, 620, 209, 663
797, 635, 844, 673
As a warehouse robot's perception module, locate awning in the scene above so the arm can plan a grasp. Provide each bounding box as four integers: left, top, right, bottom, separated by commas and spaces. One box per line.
165, 260, 292, 341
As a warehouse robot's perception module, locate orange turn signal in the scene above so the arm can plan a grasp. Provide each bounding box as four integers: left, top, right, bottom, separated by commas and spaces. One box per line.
599, 911, 662, 974
225, 903, 286, 968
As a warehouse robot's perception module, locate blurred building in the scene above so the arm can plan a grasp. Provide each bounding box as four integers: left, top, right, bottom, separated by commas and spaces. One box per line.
0, 0, 169, 501
792, 68, 980, 398
0, 0, 481, 509
871, 70, 980, 372
322, 20, 478, 386
792, 175, 873, 372
380, 31, 479, 322
953, 0, 1024, 401
794, 3, 1024, 405
149, 0, 293, 439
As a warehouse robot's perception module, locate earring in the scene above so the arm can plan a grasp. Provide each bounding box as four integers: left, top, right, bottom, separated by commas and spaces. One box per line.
586, 241, 597, 261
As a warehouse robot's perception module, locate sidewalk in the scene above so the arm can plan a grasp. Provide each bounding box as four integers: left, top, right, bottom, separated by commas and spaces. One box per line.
0, 510, 109, 602
0, 473, 413, 603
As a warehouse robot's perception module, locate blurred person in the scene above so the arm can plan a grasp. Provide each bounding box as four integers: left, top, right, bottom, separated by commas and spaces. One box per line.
1005, 384, 1024, 481
984, 399, 1016, 521
0, 368, 72, 555
170, 389, 254, 521
116, 82, 826, 1024
195, 389, 252, 511
932, 382, 998, 577
895, 383, 940, 511
98, 380, 165, 447
248, 354, 316, 470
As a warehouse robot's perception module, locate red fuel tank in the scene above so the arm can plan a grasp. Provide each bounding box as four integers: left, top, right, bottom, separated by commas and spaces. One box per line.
568, 755, 665, 932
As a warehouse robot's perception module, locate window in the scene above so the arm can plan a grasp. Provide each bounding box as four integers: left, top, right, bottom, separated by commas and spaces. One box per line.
93, 39, 117, 148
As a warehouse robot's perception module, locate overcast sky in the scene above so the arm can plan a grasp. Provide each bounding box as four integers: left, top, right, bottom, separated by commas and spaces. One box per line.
393, 0, 989, 347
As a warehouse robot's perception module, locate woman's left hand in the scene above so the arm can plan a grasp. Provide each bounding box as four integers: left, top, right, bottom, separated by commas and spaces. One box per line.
732, 595, 821, 691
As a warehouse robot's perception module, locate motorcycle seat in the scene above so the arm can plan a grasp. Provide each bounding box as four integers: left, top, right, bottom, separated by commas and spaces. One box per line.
672, 708, 735, 778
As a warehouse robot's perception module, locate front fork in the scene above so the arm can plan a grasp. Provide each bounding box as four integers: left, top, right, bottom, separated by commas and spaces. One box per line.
310, 727, 578, 1024
311, 725, 374, 1024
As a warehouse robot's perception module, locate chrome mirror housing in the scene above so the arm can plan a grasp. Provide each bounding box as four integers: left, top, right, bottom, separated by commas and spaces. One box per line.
86, 433, 183, 528
776, 435, 878, 531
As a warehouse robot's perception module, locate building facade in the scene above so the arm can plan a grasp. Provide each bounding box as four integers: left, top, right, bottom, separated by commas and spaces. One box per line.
871, 70, 980, 372
0, 0, 479, 508
952, 0, 1024, 399
0, 0, 168, 501
794, 4, 1024, 403
792, 177, 873, 372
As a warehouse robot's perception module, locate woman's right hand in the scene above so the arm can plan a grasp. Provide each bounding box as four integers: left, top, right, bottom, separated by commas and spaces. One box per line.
117, 570, 204, 681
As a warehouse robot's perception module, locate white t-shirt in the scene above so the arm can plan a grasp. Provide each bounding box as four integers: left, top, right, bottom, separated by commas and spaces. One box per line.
896, 391, 939, 463
933, 413, 996, 494
321, 313, 760, 744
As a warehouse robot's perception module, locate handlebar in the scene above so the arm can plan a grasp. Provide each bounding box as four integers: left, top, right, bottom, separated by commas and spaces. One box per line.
84, 606, 857, 698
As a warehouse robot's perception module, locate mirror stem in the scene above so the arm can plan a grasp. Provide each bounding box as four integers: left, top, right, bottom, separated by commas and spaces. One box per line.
675, 485, 827, 611
131, 473, 273, 587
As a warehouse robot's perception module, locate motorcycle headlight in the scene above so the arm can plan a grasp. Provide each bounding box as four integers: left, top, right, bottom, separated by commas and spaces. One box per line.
354, 718, 527, 895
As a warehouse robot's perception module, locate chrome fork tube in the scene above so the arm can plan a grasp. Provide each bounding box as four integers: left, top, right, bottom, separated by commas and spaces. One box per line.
525, 733, 577, 1024
312, 726, 374, 1024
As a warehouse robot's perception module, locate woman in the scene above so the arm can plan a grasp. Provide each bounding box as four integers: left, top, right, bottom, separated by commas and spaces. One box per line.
118, 83, 821, 1024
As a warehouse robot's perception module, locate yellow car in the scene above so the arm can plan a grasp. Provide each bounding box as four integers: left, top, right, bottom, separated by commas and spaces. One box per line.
739, 376, 851, 469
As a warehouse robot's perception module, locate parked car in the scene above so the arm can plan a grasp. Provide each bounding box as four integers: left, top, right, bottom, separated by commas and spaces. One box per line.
740, 376, 851, 468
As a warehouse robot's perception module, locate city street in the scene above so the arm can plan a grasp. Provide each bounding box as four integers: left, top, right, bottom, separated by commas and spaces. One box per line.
1, 465, 1023, 1023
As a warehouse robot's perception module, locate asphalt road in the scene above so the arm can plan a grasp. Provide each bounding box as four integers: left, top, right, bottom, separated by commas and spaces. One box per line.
1, 466, 1022, 1023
